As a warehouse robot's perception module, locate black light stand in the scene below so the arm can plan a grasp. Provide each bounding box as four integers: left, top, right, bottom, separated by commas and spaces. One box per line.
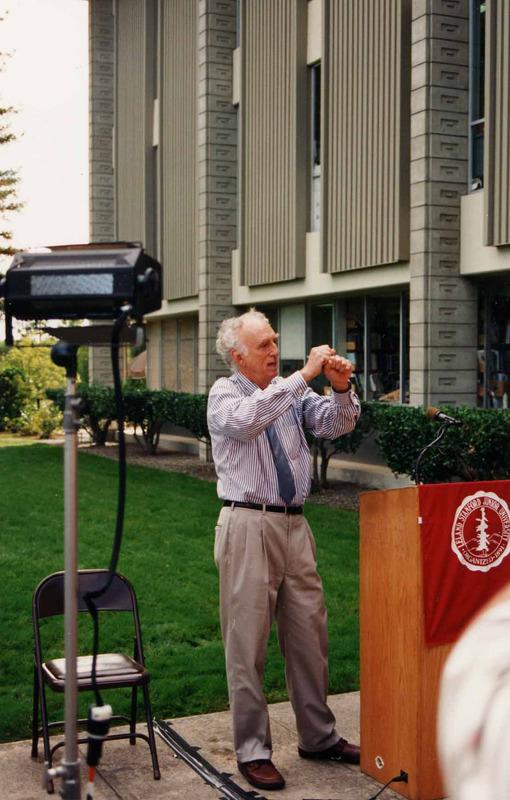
46, 342, 81, 798
0, 243, 162, 799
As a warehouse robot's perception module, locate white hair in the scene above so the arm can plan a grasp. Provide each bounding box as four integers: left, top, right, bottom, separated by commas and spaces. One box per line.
216, 308, 270, 370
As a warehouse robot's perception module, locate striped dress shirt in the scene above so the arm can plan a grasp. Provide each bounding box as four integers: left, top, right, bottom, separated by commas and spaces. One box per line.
207, 370, 361, 506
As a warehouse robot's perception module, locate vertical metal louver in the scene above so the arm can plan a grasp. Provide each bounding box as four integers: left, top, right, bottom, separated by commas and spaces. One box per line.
160, 0, 197, 299
115, 0, 147, 242
323, 0, 411, 273
484, 0, 510, 246
241, 0, 308, 287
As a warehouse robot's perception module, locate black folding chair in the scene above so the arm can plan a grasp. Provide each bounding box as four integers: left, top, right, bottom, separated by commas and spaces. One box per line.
31, 570, 160, 790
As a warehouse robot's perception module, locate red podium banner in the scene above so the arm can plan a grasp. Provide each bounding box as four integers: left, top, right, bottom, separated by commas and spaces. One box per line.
419, 480, 510, 646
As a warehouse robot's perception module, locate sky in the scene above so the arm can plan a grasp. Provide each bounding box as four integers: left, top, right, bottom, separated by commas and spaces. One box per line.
0, 0, 89, 261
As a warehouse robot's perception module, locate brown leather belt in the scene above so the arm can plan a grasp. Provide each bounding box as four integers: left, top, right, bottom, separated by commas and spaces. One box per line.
223, 500, 304, 515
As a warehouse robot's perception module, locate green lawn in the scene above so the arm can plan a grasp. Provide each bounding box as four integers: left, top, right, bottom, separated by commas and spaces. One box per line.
0, 441, 359, 743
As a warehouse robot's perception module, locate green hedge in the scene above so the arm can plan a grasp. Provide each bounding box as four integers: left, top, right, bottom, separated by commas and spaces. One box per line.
46, 384, 510, 483
122, 386, 209, 453
308, 400, 510, 487
0, 366, 31, 431
309, 404, 375, 489
371, 402, 510, 484
47, 384, 209, 453
46, 383, 116, 446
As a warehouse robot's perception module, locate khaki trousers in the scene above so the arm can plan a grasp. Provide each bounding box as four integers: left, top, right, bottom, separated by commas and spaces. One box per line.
214, 504, 339, 763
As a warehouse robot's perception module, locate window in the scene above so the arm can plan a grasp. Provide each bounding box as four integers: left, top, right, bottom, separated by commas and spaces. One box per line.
367, 297, 402, 402
469, 1, 486, 190
257, 304, 279, 333
279, 304, 306, 377
345, 294, 409, 403
308, 303, 333, 394
309, 303, 332, 348
309, 63, 321, 231
345, 299, 366, 399
477, 291, 510, 408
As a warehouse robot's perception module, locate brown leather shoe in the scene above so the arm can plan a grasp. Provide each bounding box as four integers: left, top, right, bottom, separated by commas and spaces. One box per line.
298, 737, 360, 765
237, 759, 286, 790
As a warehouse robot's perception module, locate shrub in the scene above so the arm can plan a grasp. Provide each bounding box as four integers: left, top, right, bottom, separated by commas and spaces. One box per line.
122, 386, 166, 454
0, 337, 65, 395
46, 383, 116, 445
46, 381, 510, 486
0, 366, 31, 430
81, 383, 117, 444
0, 338, 66, 435
12, 402, 63, 439
172, 392, 209, 441
45, 387, 64, 410
372, 403, 510, 483
309, 402, 376, 490
122, 387, 210, 454
308, 400, 510, 488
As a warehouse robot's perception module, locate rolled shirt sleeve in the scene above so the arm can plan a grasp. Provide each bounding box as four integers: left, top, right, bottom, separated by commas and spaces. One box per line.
301, 384, 361, 439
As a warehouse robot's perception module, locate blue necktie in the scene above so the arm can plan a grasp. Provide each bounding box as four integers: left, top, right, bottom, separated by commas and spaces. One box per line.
266, 424, 296, 505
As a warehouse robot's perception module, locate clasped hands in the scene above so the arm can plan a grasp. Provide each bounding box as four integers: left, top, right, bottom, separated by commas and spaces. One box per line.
300, 345, 353, 392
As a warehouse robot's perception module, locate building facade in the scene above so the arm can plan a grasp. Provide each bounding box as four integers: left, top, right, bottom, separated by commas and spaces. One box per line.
89, 0, 510, 410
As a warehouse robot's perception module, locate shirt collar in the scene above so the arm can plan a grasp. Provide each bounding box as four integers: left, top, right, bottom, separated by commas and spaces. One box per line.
232, 370, 276, 395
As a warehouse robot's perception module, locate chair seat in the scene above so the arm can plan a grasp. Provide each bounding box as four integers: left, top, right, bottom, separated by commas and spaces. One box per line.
42, 653, 149, 691
32, 571, 160, 785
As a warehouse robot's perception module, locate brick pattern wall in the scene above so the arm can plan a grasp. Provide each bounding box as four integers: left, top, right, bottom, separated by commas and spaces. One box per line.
88, 0, 117, 385
409, 0, 477, 406
197, 0, 237, 395
146, 320, 162, 389
89, 0, 115, 245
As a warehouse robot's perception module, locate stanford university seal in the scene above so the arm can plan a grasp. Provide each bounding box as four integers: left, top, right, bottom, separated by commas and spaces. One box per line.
451, 491, 510, 572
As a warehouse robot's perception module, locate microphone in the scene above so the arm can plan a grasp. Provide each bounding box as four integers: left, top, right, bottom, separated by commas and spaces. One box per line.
426, 406, 463, 426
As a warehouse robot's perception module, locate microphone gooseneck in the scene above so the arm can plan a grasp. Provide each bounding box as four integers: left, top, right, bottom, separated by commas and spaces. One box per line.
426, 406, 463, 427
415, 406, 463, 483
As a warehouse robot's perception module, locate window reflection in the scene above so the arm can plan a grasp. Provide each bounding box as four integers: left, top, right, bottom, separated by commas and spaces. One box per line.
478, 294, 510, 408
470, 0, 485, 189
309, 303, 333, 394
367, 297, 401, 402
345, 299, 365, 399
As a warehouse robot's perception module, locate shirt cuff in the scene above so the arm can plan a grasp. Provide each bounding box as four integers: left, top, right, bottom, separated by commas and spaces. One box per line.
286, 371, 308, 396
332, 385, 356, 404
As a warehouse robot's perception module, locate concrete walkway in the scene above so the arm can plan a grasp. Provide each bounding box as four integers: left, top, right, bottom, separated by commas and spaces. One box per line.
0, 693, 406, 800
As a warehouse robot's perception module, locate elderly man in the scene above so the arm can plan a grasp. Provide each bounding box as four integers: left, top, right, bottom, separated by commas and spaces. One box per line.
207, 309, 361, 791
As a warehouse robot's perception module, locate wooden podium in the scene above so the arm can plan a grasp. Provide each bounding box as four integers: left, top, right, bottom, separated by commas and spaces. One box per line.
360, 486, 451, 800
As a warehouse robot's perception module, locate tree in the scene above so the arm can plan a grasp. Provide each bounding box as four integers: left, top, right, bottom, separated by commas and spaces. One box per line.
0, 168, 21, 257
0, 364, 29, 430
0, 337, 65, 436
0, 24, 22, 261
0, 338, 65, 394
